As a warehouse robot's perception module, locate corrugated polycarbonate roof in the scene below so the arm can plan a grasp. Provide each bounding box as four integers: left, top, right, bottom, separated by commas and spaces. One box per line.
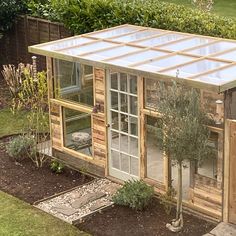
29, 24, 236, 92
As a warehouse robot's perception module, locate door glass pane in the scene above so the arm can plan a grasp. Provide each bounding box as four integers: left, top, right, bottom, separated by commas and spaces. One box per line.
130, 96, 137, 115
130, 157, 139, 176
120, 73, 127, 92
111, 91, 118, 110
120, 93, 128, 113
111, 150, 120, 169
120, 114, 128, 133
120, 134, 129, 153
111, 131, 119, 150
111, 111, 119, 130
130, 75, 137, 94
130, 117, 138, 136
120, 154, 130, 173
129, 137, 138, 156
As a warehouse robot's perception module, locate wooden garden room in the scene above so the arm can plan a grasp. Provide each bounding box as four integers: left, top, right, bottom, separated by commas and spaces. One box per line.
29, 24, 236, 223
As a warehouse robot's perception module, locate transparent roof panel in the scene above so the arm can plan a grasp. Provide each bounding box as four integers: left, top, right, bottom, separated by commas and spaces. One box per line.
213, 49, 236, 61
81, 45, 142, 61
186, 41, 236, 56
134, 55, 194, 73
59, 41, 117, 55
107, 50, 169, 66
159, 37, 214, 51
162, 59, 228, 78
87, 25, 139, 39
40, 37, 95, 51
196, 66, 236, 85
135, 33, 189, 47
111, 30, 163, 43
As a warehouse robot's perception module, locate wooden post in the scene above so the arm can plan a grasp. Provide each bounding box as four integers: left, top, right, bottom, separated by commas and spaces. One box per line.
139, 77, 146, 179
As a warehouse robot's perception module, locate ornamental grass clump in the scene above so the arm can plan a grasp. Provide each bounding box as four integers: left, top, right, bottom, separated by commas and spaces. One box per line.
112, 180, 154, 211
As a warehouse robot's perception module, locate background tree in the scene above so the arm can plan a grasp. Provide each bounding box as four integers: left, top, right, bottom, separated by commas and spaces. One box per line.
157, 81, 214, 232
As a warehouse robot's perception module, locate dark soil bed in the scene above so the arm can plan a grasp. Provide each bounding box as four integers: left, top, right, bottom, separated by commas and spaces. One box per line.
77, 198, 215, 236
0, 136, 93, 204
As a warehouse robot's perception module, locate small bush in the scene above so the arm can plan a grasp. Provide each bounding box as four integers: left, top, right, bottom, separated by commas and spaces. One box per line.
6, 135, 36, 161
50, 159, 64, 174
112, 179, 154, 210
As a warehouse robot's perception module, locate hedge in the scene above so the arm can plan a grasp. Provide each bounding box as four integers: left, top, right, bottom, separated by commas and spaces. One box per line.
35, 0, 236, 39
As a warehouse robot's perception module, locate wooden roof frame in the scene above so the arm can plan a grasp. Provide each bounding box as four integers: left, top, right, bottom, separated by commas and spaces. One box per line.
29, 24, 236, 93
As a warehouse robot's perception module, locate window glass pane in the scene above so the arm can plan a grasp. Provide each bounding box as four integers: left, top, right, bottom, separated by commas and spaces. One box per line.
159, 37, 214, 51
129, 75, 137, 94
83, 46, 141, 61
135, 33, 188, 47
41, 37, 95, 51
120, 134, 128, 153
163, 59, 228, 78
111, 73, 118, 90
130, 96, 137, 115
111, 111, 119, 130
88, 26, 139, 39
186, 41, 236, 56
198, 132, 218, 179
120, 73, 128, 92
120, 154, 130, 173
135, 55, 194, 72
214, 49, 236, 62
120, 93, 128, 113
63, 108, 92, 156
111, 91, 118, 110
120, 114, 128, 133
129, 137, 138, 156
146, 116, 164, 182
111, 131, 119, 149
108, 50, 168, 66
111, 150, 120, 169
54, 59, 94, 107
130, 117, 138, 136
112, 30, 162, 43
130, 157, 139, 176
145, 78, 161, 110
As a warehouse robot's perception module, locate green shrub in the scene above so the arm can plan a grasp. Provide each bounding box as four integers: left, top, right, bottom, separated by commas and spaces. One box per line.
50, 159, 65, 174
6, 135, 36, 161
44, 0, 236, 39
112, 179, 154, 210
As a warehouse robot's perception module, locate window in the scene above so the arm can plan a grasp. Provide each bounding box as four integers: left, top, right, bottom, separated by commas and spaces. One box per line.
146, 116, 164, 183
197, 131, 218, 180
53, 59, 94, 107
63, 108, 92, 156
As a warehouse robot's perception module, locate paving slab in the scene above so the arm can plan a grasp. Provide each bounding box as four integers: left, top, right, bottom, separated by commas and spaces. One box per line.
52, 205, 79, 216
208, 222, 236, 236
71, 191, 106, 208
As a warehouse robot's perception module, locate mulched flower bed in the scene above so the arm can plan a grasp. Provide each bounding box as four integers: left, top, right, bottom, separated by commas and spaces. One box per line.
0, 136, 93, 204
77, 197, 216, 236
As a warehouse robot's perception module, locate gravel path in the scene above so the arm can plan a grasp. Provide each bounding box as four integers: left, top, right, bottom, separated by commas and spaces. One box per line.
35, 178, 120, 223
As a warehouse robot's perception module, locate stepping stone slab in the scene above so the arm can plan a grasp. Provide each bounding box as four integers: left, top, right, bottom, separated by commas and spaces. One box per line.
89, 201, 107, 211
103, 183, 120, 195
71, 192, 106, 208
52, 205, 79, 216
210, 222, 236, 236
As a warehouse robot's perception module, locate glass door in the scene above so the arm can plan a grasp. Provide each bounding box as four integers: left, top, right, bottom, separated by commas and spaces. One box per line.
108, 71, 139, 181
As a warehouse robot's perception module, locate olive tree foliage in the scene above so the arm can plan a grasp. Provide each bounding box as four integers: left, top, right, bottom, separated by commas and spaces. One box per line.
0, 0, 28, 35
191, 0, 214, 12
157, 81, 214, 232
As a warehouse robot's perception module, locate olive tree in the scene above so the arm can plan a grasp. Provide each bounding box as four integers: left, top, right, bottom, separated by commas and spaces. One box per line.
157, 81, 213, 232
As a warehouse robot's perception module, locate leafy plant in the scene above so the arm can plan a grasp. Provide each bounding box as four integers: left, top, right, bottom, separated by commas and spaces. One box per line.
6, 135, 36, 161
112, 180, 154, 211
191, 0, 214, 12
159, 187, 176, 215
50, 159, 65, 173
0, 0, 28, 34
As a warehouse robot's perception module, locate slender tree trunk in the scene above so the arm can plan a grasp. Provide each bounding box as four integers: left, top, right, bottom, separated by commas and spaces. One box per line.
177, 161, 183, 227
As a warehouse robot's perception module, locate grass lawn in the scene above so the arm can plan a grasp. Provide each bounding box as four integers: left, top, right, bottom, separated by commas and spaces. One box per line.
0, 108, 29, 138
0, 191, 88, 236
162, 0, 236, 19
